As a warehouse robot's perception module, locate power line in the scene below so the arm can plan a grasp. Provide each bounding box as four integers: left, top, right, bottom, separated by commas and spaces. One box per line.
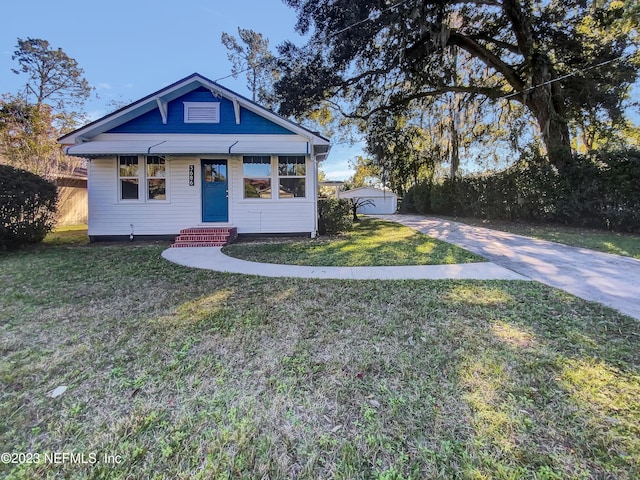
213, 0, 413, 83
214, 3, 635, 109
503, 53, 632, 100
328, 0, 413, 38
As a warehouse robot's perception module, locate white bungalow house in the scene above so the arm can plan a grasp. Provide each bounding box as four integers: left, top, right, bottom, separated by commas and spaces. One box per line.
58, 73, 330, 245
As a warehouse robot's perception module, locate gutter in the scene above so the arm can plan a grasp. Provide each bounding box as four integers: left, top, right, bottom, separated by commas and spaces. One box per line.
147, 140, 167, 155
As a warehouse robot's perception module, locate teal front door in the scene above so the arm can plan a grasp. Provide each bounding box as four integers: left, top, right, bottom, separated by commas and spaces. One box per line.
202, 159, 228, 222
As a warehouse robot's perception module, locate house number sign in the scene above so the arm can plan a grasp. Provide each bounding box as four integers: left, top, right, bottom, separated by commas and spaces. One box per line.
188, 165, 195, 186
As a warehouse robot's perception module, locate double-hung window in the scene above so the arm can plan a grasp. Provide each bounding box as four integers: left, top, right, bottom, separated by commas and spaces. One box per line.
278, 156, 306, 198
119, 156, 139, 200
243, 156, 272, 199
118, 155, 168, 201
146, 156, 166, 200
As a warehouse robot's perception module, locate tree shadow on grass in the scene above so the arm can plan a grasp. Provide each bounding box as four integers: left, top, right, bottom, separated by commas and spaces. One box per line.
225, 218, 485, 266
2, 244, 637, 478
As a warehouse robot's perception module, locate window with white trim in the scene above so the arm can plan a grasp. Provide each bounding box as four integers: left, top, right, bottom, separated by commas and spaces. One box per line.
119, 156, 139, 200
118, 155, 168, 202
146, 156, 166, 200
243, 156, 272, 199
278, 156, 306, 198
183, 102, 220, 123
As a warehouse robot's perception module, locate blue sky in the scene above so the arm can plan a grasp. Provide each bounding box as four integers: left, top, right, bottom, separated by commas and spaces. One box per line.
0, 0, 360, 180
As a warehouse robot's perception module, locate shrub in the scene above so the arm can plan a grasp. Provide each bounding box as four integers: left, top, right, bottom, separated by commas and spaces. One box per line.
398, 148, 640, 232
430, 178, 456, 215
0, 165, 58, 249
556, 149, 640, 232
318, 198, 352, 235
399, 187, 414, 213
412, 181, 432, 214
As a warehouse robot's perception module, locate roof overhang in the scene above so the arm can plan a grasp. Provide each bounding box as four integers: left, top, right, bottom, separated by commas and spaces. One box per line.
64, 135, 313, 157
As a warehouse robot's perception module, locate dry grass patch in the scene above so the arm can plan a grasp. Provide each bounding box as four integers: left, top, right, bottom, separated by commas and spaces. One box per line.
1, 242, 639, 479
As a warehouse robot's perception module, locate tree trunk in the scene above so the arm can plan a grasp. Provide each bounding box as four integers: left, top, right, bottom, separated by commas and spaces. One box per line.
501, 1, 572, 168
524, 55, 572, 169
448, 92, 460, 178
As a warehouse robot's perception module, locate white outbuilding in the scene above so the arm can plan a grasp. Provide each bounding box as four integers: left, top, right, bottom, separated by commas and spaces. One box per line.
338, 186, 398, 215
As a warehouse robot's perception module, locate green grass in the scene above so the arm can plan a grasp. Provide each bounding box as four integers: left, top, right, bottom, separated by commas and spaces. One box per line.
446, 216, 640, 259
223, 217, 485, 266
43, 224, 89, 246
1, 238, 639, 479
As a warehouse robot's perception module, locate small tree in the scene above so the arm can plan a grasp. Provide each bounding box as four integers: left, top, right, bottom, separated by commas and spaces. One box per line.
0, 96, 60, 179
4, 38, 91, 179
348, 198, 375, 221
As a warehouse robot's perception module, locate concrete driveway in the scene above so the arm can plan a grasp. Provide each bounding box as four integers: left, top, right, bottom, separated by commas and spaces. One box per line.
376, 214, 640, 320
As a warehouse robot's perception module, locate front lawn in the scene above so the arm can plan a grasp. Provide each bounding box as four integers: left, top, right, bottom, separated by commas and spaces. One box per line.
44, 224, 89, 246
1, 241, 638, 479
223, 217, 485, 266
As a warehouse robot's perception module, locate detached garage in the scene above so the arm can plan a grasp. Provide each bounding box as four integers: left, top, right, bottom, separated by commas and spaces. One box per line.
338, 186, 398, 215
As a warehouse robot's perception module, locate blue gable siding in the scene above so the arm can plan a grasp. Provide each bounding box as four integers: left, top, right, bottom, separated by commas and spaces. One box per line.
107, 87, 294, 135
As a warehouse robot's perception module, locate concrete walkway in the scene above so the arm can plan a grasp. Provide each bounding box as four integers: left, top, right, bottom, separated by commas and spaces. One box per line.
162, 214, 640, 319
376, 214, 640, 320
161, 246, 527, 281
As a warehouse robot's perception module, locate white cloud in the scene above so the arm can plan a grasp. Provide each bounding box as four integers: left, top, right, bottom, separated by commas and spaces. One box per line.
97, 82, 112, 90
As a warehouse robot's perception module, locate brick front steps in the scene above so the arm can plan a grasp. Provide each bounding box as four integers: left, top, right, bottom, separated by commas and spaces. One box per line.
171, 227, 238, 248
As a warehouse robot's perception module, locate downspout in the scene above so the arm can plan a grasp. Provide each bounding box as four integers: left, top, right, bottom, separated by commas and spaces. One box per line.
228, 141, 239, 154
147, 140, 166, 154
311, 143, 332, 238
312, 151, 318, 238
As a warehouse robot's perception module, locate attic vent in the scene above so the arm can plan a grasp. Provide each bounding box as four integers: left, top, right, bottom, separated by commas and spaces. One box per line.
183, 102, 220, 123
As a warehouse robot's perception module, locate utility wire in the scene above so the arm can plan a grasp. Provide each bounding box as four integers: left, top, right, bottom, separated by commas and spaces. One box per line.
329, 0, 413, 38
213, 0, 413, 83
502, 53, 633, 100
214, 2, 635, 107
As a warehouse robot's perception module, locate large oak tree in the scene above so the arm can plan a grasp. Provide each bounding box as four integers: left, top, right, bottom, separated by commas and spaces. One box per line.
275, 0, 639, 168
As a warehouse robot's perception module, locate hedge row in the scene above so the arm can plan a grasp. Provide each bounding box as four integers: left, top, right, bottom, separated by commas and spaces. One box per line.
1, 165, 58, 249
401, 149, 640, 232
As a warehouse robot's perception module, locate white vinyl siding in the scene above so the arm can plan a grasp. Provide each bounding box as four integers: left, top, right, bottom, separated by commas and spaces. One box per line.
87, 155, 316, 237
338, 187, 398, 214
232, 156, 315, 233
